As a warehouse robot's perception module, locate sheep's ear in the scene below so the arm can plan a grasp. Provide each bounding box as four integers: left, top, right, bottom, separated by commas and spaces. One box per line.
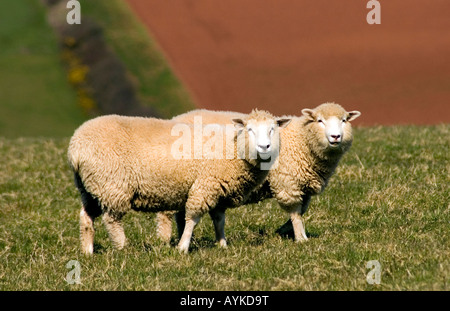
347, 110, 361, 122
232, 118, 245, 129
301, 109, 315, 121
277, 118, 291, 128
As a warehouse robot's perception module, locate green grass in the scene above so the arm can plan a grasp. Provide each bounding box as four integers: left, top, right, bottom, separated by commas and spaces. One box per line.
80, 0, 196, 118
0, 125, 448, 290
0, 0, 87, 137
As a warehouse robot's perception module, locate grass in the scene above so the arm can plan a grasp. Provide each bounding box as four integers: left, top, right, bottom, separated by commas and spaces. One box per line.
0, 0, 87, 138
0, 125, 448, 290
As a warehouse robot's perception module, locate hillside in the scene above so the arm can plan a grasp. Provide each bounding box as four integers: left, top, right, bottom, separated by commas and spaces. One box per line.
0, 125, 448, 290
0, 0, 86, 137
0, 0, 196, 138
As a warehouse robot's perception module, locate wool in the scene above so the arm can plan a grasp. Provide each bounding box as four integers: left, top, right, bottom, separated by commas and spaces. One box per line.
68, 110, 289, 254
158, 103, 361, 243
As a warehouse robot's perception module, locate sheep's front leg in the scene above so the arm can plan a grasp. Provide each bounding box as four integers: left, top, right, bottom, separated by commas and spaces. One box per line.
209, 208, 227, 248
177, 214, 200, 254
290, 209, 308, 242
179, 179, 218, 253
293, 193, 311, 242
278, 194, 311, 242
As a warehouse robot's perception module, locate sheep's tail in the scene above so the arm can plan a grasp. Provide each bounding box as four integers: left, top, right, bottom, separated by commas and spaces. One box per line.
68, 145, 85, 194
72, 170, 84, 191
72, 165, 103, 218
67, 136, 82, 173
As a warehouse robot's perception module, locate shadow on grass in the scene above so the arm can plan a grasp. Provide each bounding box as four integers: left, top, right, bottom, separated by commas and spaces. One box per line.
93, 242, 107, 254
275, 219, 320, 240
165, 235, 219, 253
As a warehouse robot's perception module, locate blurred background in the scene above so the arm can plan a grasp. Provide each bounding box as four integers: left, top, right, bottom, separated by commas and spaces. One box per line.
1, 0, 449, 138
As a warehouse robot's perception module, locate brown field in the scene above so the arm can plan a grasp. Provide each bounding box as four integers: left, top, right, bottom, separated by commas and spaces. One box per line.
126, 0, 450, 126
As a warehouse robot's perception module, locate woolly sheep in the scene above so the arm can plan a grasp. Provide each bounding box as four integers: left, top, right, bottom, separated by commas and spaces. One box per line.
157, 103, 361, 245
67, 110, 291, 254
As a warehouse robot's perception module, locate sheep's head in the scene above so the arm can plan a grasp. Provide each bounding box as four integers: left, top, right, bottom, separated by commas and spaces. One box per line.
302, 103, 361, 155
232, 109, 291, 168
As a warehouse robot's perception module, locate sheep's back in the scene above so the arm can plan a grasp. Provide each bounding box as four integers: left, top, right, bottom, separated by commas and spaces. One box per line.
68, 115, 198, 211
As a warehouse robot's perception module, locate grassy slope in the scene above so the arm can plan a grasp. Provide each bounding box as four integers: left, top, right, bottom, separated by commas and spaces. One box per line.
0, 0, 86, 138
81, 0, 196, 118
0, 125, 448, 290
0, 0, 196, 138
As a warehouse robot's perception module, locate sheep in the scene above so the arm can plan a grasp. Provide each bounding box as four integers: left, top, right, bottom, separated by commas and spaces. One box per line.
67, 110, 291, 254
157, 103, 361, 245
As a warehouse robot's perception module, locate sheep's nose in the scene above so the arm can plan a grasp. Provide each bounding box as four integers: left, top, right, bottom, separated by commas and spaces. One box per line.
331, 134, 341, 140
258, 144, 271, 151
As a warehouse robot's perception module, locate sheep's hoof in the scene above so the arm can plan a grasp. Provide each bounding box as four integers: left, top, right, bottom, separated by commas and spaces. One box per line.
177, 244, 189, 254
81, 243, 94, 255
178, 248, 189, 254
295, 235, 308, 243
218, 240, 228, 249
81, 248, 94, 256
295, 237, 308, 243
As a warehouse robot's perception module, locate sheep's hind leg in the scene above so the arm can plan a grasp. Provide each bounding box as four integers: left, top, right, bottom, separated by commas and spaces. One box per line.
103, 212, 126, 250
79, 192, 101, 255
156, 211, 175, 243
80, 206, 96, 255
177, 214, 200, 254
209, 208, 227, 248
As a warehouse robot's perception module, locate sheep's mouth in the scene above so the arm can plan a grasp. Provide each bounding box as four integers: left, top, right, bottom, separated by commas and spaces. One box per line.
328, 141, 341, 147
256, 146, 272, 155
257, 150, 272, 158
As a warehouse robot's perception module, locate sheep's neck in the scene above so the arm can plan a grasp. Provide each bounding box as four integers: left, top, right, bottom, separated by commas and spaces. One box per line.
309, 148, 342, 188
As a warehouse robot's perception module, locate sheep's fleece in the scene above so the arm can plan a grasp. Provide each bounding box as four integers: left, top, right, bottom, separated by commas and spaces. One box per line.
158, 103, 361, 244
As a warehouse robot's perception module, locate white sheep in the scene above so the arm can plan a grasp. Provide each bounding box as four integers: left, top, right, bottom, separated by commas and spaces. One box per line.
67, 110, 291, 254
157, 103, 361, 245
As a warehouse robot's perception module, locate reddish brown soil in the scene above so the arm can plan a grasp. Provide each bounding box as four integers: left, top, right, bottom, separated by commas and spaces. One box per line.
126, 0, 450, 126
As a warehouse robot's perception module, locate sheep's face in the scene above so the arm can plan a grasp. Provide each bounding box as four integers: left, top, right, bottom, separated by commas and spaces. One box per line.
232, 110, 291, 166
302, 103, 361, 154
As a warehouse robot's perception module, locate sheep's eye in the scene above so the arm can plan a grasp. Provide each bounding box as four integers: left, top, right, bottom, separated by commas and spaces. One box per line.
342, 119, 347, 123
317, 119, 323, 123
269, 127, 274, 135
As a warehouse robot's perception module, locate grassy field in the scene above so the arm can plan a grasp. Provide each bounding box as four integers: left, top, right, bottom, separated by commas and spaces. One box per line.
0, 125, 448, 290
